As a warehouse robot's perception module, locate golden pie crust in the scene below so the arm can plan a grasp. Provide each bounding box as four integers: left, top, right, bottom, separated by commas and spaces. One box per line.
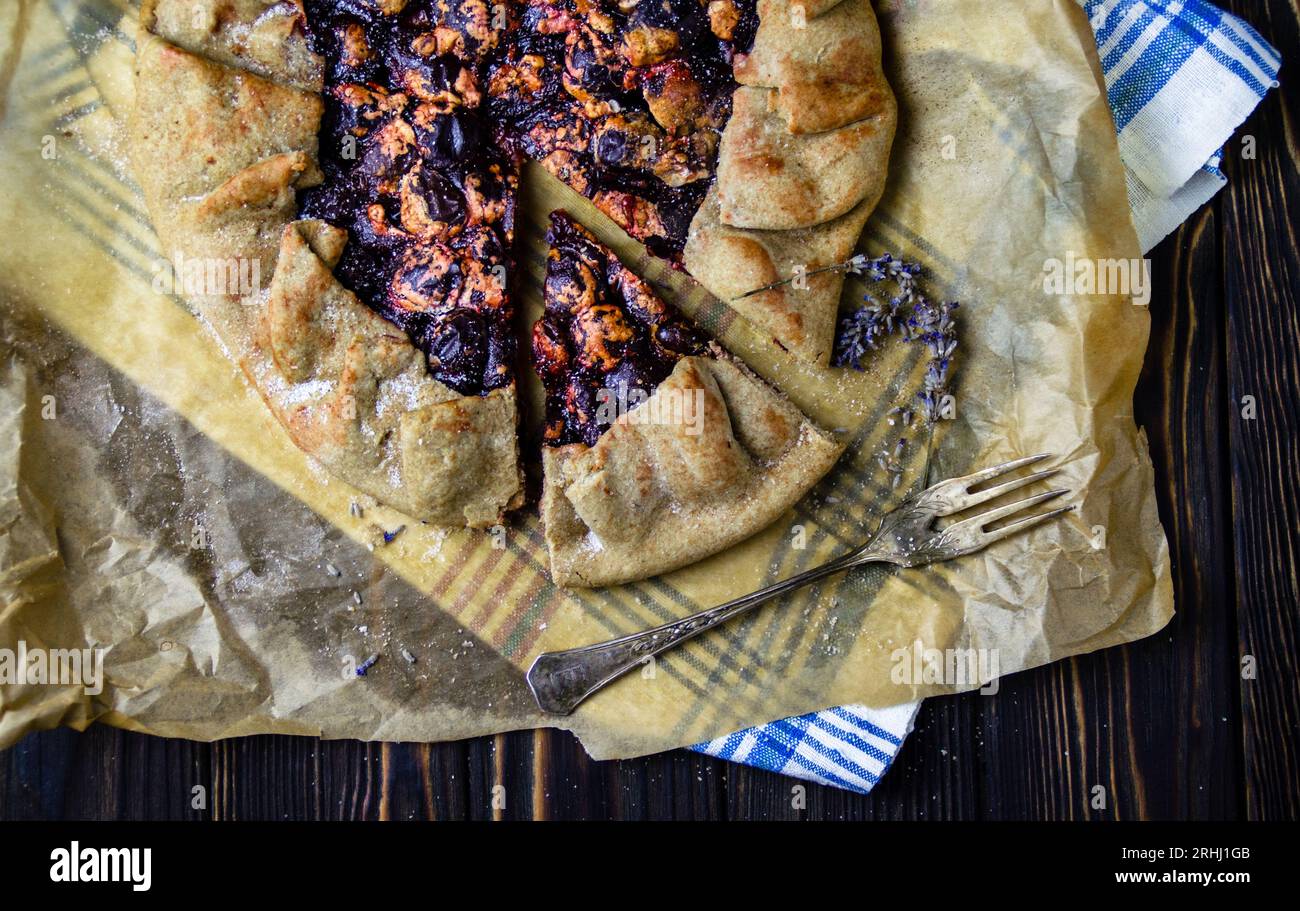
128, 0, 893, 574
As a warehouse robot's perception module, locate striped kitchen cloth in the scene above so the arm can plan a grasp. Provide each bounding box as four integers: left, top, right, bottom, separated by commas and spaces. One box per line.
1081, 0, 1282, 251
692, 0, 1280, 794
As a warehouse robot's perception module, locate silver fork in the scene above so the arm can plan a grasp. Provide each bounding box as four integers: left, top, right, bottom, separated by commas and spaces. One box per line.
526, 454, 1074, 715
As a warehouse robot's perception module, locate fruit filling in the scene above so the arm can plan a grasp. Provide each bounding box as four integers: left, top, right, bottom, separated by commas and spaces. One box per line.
488, 0, 757, 258
532, 211, 708, 447
299, 0, 517, 396
298, 0, 755, 396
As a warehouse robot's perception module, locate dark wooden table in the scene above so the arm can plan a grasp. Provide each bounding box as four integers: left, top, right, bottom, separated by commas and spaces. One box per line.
2, 0, 1296, 822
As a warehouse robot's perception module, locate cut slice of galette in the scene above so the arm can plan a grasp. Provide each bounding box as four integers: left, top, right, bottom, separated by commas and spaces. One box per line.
685, 0, 897, 365
532, 212, 843, 587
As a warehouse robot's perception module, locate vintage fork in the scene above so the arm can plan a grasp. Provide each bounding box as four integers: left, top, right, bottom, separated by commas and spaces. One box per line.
527, 453, 1074, 715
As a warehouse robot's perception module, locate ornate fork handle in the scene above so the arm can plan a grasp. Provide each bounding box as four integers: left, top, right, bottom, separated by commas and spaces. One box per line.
526, 453, 1072, 716
526, 550, 870, 715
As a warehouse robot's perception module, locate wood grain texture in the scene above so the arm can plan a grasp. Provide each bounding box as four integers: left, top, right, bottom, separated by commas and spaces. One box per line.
0, 0, 1296, 822
1220, 0, 1300, 825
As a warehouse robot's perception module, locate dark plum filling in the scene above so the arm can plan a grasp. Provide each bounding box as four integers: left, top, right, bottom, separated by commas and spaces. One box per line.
300, 0, 517, 396
298, 0, 755, 399
488, 0, 757, 259
532, 211, 708, 447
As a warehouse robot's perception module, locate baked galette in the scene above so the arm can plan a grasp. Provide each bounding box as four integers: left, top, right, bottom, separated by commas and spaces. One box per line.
128, 0, 893, 561
534, 212, 842, 586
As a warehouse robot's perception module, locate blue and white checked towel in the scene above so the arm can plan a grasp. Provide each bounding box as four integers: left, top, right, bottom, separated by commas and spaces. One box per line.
692, 0, 1281, 794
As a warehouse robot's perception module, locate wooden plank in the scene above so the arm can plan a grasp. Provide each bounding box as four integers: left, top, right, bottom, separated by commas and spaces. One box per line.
521, 731, 727, 820
1220, 0, 1300, 822
1097, 208, 1242, 820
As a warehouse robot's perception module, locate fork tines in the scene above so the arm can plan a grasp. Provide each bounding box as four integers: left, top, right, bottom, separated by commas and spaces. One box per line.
919, 453, 1074, 548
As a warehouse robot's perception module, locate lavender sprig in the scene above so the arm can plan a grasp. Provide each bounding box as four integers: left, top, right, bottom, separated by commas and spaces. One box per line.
734, 252, 924, 301
832, 254, 960, 484
845, 252, 923, 288
909, 298, 960, 423
833, 254, 959, 426
833, 255, 924, 368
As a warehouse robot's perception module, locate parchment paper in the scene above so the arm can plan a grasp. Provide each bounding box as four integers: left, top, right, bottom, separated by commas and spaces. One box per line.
0, 0, 1173, 759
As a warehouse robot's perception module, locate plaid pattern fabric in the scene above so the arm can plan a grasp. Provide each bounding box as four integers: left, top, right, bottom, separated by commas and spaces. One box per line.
692, 0, 1280, 795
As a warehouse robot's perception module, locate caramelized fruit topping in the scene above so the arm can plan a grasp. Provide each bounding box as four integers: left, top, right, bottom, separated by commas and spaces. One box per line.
532, 211, 708, 447
299, 0, 755, 396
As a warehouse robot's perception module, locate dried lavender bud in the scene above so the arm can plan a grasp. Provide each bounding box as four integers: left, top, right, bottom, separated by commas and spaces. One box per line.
876, 437, 908, 488
833, 254, 931, 369
832, 256, 960, 484
908, 299, 959, 424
